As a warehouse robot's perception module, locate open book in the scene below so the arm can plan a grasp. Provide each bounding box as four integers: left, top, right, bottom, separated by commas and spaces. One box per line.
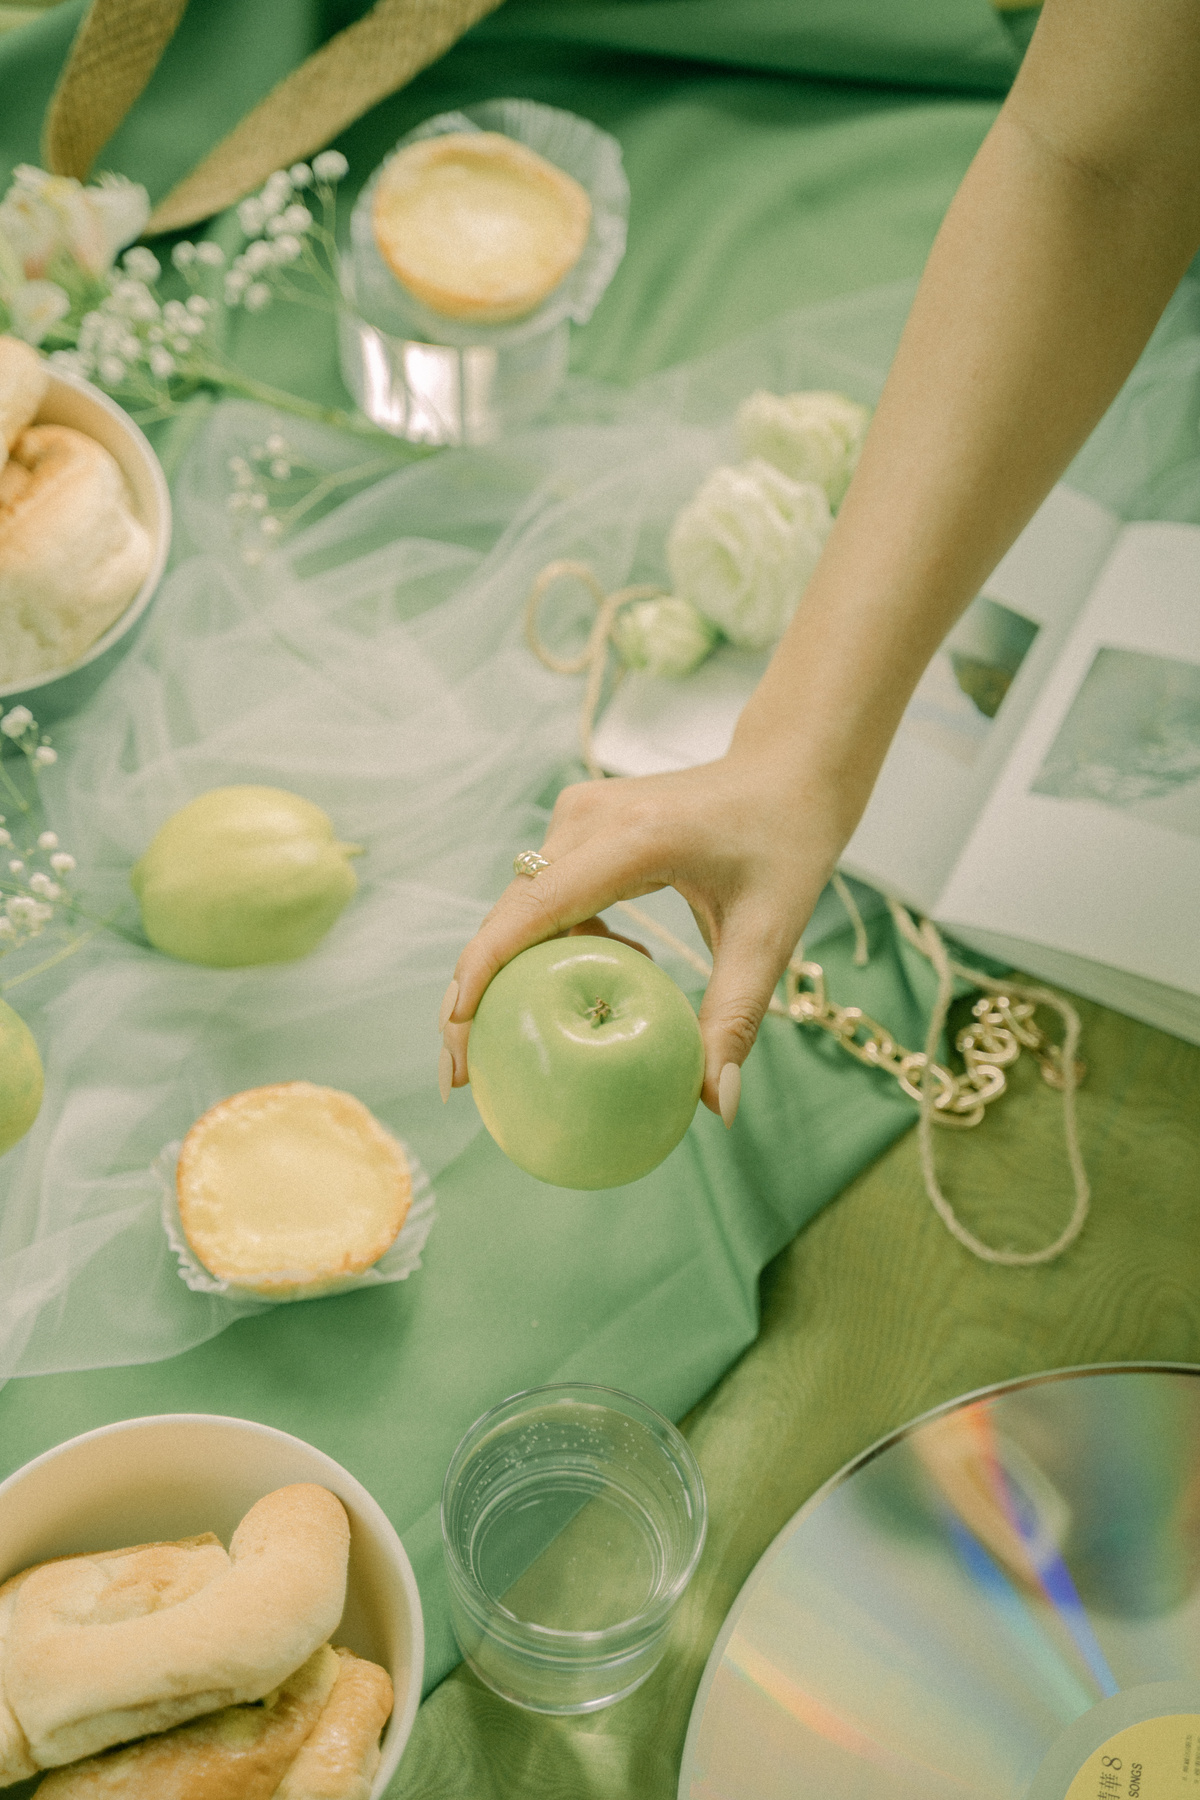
592, 486, 1200, 1043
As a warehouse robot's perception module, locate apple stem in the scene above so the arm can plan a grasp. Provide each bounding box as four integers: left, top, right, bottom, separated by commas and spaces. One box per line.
585, 997, 612, 1026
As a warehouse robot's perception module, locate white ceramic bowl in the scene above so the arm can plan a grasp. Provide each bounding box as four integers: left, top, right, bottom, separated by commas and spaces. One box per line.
0, 367, 171, 722
0, 1413, 424, 1794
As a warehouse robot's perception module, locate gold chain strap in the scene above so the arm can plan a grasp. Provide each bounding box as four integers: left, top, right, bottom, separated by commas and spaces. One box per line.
782, 958, 1082, 1129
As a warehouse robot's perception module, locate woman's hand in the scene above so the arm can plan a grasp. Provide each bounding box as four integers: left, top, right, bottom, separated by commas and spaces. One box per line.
439, 749, 848, 1122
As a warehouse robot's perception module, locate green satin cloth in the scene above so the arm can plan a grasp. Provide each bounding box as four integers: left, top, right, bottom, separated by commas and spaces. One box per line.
0, 7, 1195, 1800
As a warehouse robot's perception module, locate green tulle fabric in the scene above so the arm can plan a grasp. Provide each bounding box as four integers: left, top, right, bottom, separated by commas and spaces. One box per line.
1, 269, 1198, 1383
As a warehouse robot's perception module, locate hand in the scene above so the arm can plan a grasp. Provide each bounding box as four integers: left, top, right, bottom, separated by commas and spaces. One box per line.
439, 749, 846, 1120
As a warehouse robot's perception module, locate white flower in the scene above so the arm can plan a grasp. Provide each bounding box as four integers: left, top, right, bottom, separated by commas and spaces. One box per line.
186, 295, 212, 315
244, 282, 271, 312
238, 198, 266, 235
195, 241, 225, 267
50, 851, 75, 872
667, 459, 832, 650
269, 457, 290, 480
270, 233, 302, 264
50, 348, 89, 377
87, 174, 151, 265
8, 860, 24, 874
98, 355, 126, 385
28, 872, 59, 899
280, 203, 312, 233
37, 831, 57, 849
34, 745, 57, 765
172, 241, 196, 270
312, 150, 348, 183
224, 270, 250, 304
242, 240, 273, 274
260, 171, 293, 217
1, 705, 34, 737
264, 433, 287, 454
260, 515, 283, 537
612, 595, 719, 678
7, 278, 70, 346
0, 167, 149, 278
0, 829, 9, 846
735, 389, 871, 509
288, 163, 313, 188
122, 245, 160, 281
148, 347, 175, 379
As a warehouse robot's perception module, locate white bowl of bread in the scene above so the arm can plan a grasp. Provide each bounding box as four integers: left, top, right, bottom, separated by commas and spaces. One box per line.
0, 1413, 424, 1797
0, 337, 170, 722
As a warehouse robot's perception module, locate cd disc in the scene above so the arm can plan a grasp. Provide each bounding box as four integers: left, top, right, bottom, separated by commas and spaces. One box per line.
680, 1365, 1200, 1800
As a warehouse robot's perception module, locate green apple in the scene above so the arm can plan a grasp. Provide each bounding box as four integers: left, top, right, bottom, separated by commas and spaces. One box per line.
0, 997, 43, 1156
131, 786, 362, 968
467, 937, 704, 1189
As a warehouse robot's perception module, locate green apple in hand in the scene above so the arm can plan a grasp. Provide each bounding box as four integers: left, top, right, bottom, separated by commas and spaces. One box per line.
467, 937, 704, 1189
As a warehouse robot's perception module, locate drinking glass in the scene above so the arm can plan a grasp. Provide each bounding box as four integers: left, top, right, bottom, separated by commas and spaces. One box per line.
441, 1383, 707, 1713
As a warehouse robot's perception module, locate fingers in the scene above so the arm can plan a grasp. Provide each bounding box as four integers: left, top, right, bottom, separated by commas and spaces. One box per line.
566, 917, 651, 958
696, 913, 793, 1120
450, 840, 664, 1023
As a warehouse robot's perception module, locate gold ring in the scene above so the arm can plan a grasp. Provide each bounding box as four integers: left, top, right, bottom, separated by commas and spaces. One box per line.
513, 850, 550, 878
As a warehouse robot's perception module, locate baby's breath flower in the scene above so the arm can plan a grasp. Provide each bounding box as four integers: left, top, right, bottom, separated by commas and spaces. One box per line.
195, 241, 225, 267
1, 706, 34, 737
260, 515, 283, 537
37, 831, 57, 849
249, 491, 268, 511
28, 873, 59, 899
243, 545, 264, 566
271, 234, 302, 264
244, 282, 271, 312
312, 150, 348, 183
280, 203, 312, 233
122, 245, 160, 281
34, 746, 57, 766
186, 294, 212, 315
171, 241, 196, 269
265, 434, 287, 454
269, 458, 291, 480
98, 355, 126, 385
242, 240, 273, 274
148, 347, 175, 379
237, 198, 266, 235
224, 271, 249, 304
0, 829, 10, 847
49, 349, 87, 377
50, 852, 75, 873
8, 860, 24, 874
288, 163, 313, 188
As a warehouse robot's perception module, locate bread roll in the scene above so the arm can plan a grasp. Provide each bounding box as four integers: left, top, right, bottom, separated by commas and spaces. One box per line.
273, 1646, 394, 1800
0, 1535, 229, 1787
6, 1485, 349, 1768
176, 1084, 411, 1299
0, 335, 47, 458
34, 1644, 342, 1799
0, 422, 152, 684
371, 132, 591, 324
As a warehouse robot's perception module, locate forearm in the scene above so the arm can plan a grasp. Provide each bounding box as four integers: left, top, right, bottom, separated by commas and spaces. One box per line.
735, 0, 1200, 835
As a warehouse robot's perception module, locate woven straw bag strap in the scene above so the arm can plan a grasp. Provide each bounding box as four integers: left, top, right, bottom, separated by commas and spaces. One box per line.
42, 0, 507, 233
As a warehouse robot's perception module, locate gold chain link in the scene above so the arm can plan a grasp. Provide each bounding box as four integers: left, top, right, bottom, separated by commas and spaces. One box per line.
782, 958, 1083, 1129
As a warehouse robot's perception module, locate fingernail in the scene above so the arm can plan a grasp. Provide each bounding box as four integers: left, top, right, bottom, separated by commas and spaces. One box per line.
718, 1062, 741, 1130
438, 978, 459, 1033
438, 1045, 454, 1104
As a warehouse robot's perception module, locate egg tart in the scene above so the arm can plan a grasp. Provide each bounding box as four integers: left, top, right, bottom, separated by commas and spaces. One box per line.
371, 131, 591, 324
177, 1082, 411, 1298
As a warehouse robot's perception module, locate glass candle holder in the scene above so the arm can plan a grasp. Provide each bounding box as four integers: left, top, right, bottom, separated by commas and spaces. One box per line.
441, 1383, 707, 1714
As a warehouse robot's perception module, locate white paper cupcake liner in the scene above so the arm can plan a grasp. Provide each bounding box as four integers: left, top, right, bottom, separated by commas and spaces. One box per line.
155, 1136, 436, 1305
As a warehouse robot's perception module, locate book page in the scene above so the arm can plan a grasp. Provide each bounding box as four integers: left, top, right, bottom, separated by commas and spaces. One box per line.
938, 522, 1200, 993
840, 485, 1119, 907
592, 486, 1117, 911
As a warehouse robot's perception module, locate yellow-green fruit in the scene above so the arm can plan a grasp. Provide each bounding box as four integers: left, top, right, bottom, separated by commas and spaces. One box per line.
131, 786, 362, 968
0, 997, 43, 1155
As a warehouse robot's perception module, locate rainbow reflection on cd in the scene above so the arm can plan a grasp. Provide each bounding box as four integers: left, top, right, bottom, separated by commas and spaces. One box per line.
681, 1366, 1200, 1800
